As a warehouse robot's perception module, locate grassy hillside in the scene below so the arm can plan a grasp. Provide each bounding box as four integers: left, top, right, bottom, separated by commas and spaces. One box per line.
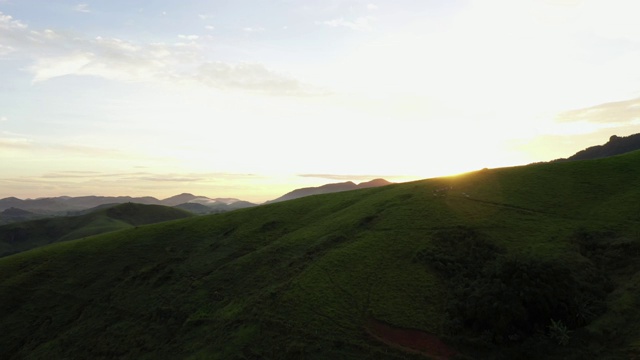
0, 203, 193, 257
1, 152, 640, 359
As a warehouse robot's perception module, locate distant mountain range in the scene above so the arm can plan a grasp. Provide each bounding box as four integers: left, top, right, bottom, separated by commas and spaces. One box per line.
0, 193, 256, 221
0, 203, 193, 258
5, 130, 640, 223
0, 179, 394, 221
555, 133, 640, 162
266, 178, 393, 204
0, 178, 394, 254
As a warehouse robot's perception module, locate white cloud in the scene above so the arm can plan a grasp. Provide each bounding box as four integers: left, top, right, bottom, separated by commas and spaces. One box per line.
0, 116, 7, 122
178, 34, 199, 41
1, 12, 317, 95
318, 16, 375, 31
204, 25, 215, 31
367, 3, 378, 11
242, 27, 265, 33
555, 97, 640, 124
0, 131, 33, 150
194, 62, 319, 95
29, 53, 93, 82
0, 11, 27, 30
0, 44, 14, 55
73, 4, 90, 13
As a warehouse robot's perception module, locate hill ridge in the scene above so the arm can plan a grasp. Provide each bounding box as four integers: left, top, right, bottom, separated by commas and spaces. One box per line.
556, 132, 640, 161
0, 203, 193, 258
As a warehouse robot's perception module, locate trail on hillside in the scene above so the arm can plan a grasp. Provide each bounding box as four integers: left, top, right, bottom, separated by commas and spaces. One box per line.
365, 318, 457, 360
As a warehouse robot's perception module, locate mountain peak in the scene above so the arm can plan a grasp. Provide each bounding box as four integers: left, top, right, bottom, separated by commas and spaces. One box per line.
358, 178, 392, 188
267, 178, 393, 203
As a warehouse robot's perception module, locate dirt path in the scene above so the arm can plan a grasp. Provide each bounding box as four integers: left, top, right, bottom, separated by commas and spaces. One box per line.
365, 318, 457, 360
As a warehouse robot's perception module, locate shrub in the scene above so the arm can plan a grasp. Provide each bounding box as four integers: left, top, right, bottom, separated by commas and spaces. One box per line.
416, 227, 611, 343
548, 319, 570, 345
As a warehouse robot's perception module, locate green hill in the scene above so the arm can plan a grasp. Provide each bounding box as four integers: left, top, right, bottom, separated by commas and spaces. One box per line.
0, 203, 194, 258
1, 152, 640, 359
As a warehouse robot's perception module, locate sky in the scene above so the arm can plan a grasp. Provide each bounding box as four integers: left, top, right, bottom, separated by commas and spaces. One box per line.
1, 0, 640, 203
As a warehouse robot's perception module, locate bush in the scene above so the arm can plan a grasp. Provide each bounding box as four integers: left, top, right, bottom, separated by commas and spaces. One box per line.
416, 227, 611, 343
548, 319, 570, 346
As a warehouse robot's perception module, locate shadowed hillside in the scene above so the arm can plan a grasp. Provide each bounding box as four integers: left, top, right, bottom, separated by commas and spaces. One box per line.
556, 133, 640, 161
1, 154, 640, 359
0, 203, 193, 258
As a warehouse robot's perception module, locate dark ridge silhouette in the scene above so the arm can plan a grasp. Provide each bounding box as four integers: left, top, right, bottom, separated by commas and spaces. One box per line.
174, 202, 214, 214
1, 207, 33, 217
161, 193, 202, 207
266, 178, 393, 203
175, 200, 257, 214
357, 178, 393, 188
207, 200, 256, 212
0, 196, 161, 213
0, 203, 193, 258
555, 133, 640, 162
0, 194, 252, 215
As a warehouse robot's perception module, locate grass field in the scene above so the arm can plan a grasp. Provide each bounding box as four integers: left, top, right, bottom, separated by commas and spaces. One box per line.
1, 152, 640, 359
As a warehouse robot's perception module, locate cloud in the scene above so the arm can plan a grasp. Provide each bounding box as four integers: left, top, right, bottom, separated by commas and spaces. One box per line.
139, 176, 203, 182
0, 12, 27, 30
194, 62, 324, 95
178, 34, 199, 41
556, 97, 640, 124
0, 43, 15, 55
0, 132, 125, 156
29, 53, 93, 82
37, 171, 258, 185
73, 4, 90, 13
0, 135, 32, 150
0, 116, 7, 122
242, 27, 265, 33
1, 12, 319, 95
205, 25, 215, 31
317, 16, 375, 31
367, 3, 378, 11
42, 171, 105, 179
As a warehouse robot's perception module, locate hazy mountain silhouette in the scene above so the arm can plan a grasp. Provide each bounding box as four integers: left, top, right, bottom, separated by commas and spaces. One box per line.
556, 133, 640, 162
266, 178, 393, 203
175, 200, 257, 214
0, 203, 193, 258
161, 193, 208, 207
0, 194, 255, 216
0, 196, 161, 214
174, 202, 214, 214
0, 207, 40, 225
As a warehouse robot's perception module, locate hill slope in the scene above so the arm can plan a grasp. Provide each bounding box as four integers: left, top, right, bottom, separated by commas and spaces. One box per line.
0, 203, 193, 257
557, 133, 640, 161
1, 154, 640, 359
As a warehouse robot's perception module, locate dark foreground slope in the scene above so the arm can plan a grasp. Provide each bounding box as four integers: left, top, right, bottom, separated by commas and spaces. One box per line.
2, 153, 640, 359
0, 203, 193, 257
